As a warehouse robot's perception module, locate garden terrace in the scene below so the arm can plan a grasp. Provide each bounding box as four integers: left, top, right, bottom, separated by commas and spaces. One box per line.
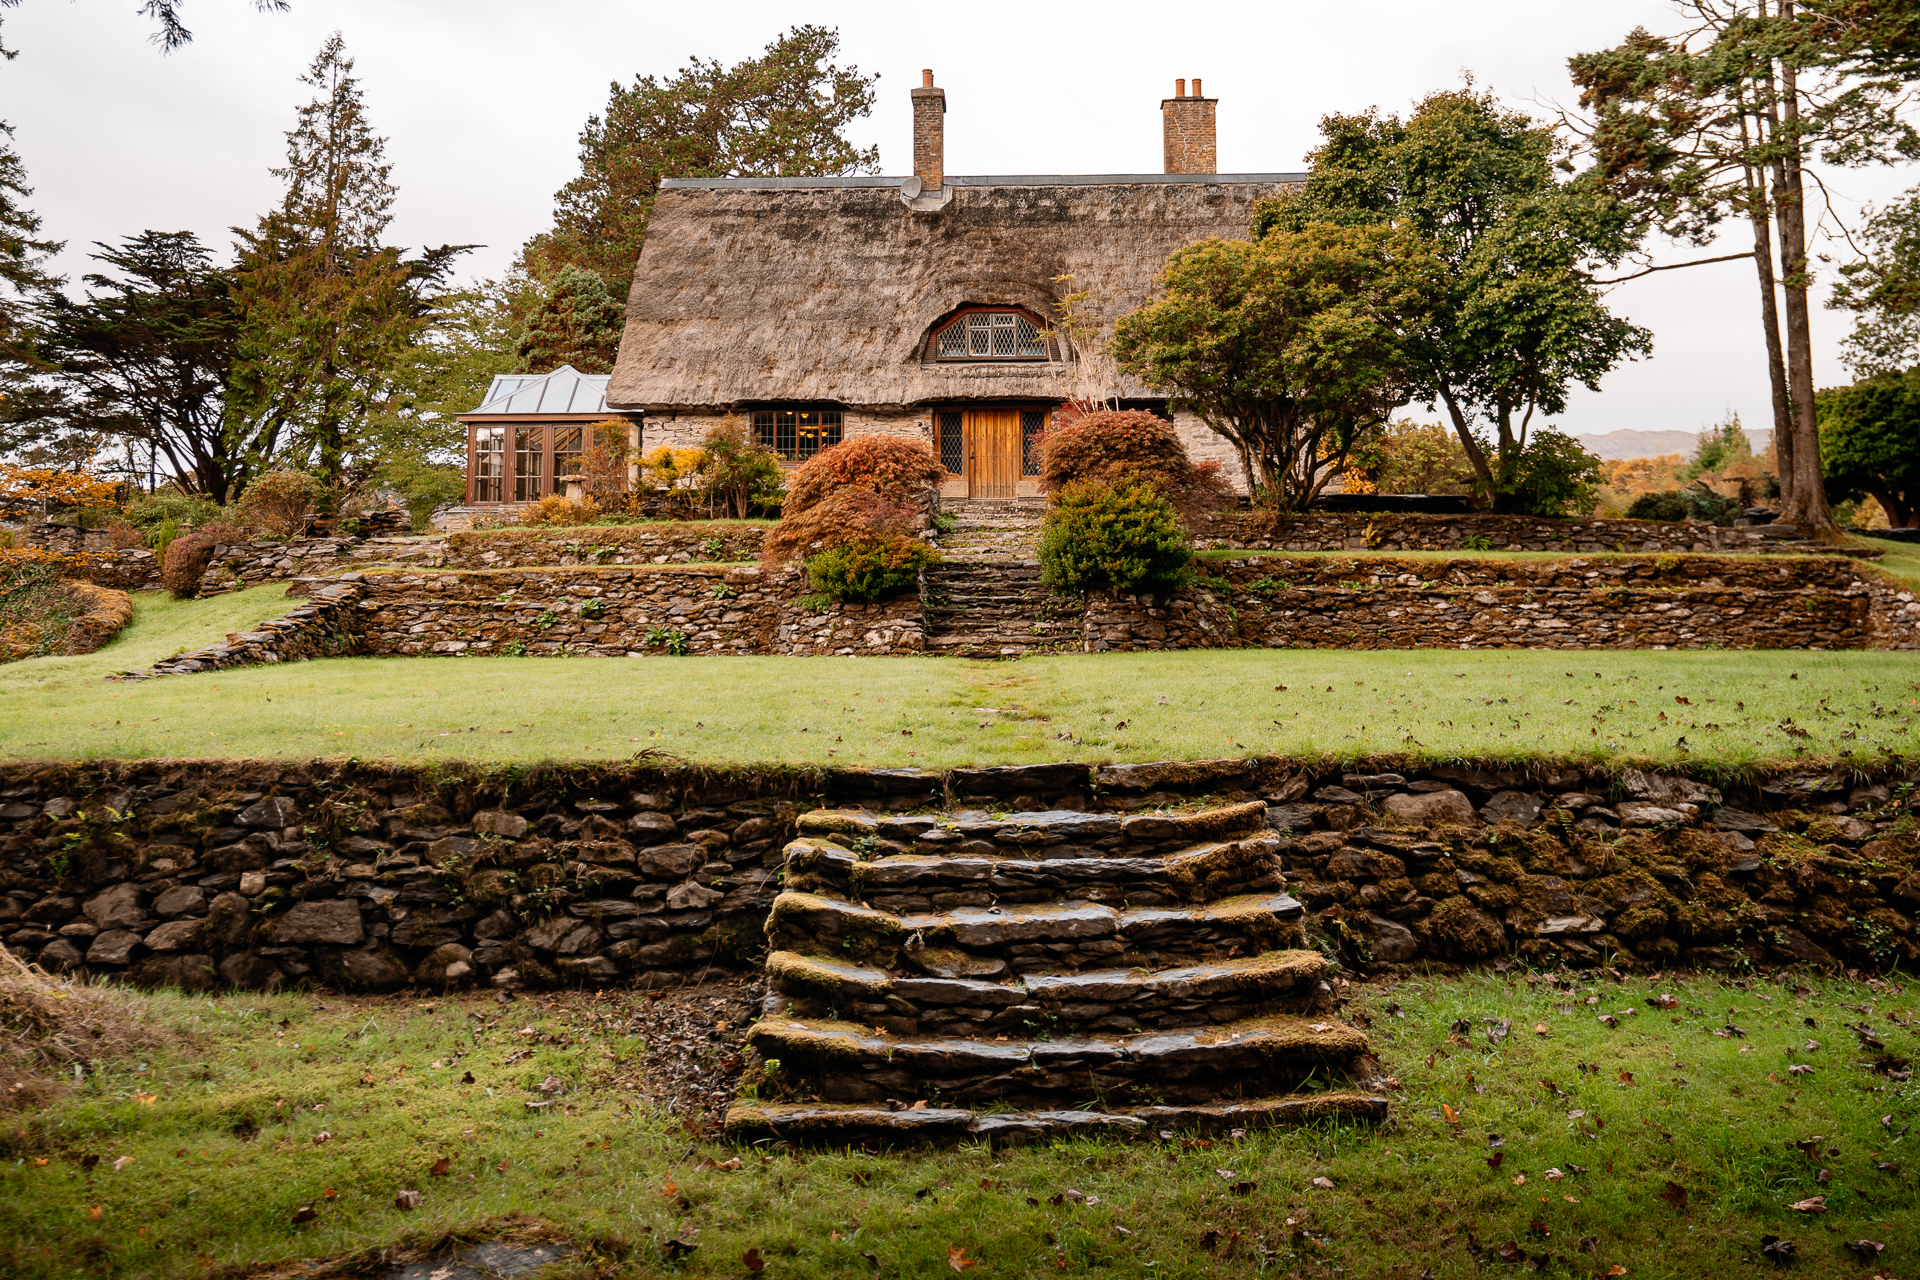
439, 520, 770, 569
1193, 509, 1843, 555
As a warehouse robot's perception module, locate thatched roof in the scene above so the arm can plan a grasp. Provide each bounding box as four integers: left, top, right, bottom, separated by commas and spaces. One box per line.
606, 174, 1303, 412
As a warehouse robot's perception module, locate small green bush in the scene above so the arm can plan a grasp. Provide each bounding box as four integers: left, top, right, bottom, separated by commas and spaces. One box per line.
1038, 479, 1191, 595
1492, 430, 1603, 517
125, 491, 223, 533
803, 534, 939, 603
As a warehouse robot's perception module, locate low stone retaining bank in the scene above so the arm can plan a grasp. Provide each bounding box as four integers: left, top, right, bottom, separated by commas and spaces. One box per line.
357, 567, 924, 658
1081, 554, 1918, 651
1195, 511, 1835, 556
110, 582, 365, 680
61, 582, 132, 655
0, 758, 1912, 991
441, 522, 767, 569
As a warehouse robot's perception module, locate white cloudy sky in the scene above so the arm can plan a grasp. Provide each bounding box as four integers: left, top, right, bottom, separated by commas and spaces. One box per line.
5, 0, 1915, 440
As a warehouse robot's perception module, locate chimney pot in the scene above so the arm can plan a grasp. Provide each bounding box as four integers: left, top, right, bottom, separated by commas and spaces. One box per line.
911, 71, 946, 188
1161, 76, 1217, 174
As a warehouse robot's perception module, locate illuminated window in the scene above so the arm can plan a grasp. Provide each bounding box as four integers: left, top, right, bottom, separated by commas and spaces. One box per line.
752, 408, 843, 463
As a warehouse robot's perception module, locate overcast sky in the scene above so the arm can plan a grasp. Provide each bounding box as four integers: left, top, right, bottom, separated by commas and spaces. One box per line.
5, 0, 1915, 441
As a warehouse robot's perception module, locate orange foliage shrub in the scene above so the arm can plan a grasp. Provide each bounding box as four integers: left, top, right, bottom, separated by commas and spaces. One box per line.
1038, 409, 1227, 525
781, 436, 945, 516
161, 522, 244, 599
764, 489, 920, 565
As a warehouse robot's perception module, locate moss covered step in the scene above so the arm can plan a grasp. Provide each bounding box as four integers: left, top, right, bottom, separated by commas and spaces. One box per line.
782, 832, 1287, 908
746, 1013, 1371, 1106
794, 802, 1271, 856
726, 1092, 1390, 1146
766, 949, 1334, 1034
764, 890, 1306, 973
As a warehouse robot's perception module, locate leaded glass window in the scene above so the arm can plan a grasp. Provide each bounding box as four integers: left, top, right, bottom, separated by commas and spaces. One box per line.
752, 408, 843, 463
1021, 410, 1046, 478
931, 310, 1052, 361
937, 410, 964, 475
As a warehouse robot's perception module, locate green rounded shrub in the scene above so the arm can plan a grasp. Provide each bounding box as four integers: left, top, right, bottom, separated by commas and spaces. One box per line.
804, 534, 939, 603
1037, 479, 1191, 595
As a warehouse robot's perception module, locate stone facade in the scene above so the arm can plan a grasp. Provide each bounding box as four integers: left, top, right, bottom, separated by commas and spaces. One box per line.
1079, 554, 1918, 652
0, 758, 1912, 996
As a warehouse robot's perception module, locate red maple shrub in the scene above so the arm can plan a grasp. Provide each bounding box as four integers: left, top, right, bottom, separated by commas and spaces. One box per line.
1037, 409, 1227, 525
161, 521, 245, 599
764, 489, 920, 565
781, 435, 945, 516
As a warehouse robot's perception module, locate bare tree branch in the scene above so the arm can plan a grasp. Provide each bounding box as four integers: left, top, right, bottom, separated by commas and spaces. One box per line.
1586, 250, 1756, 283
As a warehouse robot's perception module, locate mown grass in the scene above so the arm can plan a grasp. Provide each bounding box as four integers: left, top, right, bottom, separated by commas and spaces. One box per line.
1, 970, 1913, 1278
1856, 535, 1920, 590
1, 588, 1916, 768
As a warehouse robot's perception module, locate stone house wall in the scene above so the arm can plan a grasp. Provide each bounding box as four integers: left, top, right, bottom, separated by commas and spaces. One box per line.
0, 757, 1913, 992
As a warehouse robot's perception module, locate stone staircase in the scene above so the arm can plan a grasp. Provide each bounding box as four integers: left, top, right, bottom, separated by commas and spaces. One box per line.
924, 498, 1085, 657
726, 801, 1387, 1146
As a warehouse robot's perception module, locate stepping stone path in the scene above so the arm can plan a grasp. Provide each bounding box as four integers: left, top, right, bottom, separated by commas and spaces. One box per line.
727, 800, 1387, 1145
925, 498, 1085, 657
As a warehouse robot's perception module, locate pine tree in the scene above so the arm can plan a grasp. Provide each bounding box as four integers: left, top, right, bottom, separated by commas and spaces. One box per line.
226, 33, 466, 498
514, 266, 623, 374
0, 119, 69, 462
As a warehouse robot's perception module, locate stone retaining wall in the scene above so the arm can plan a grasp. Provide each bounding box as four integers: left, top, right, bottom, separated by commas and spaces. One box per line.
1194, 510, 1829, 555
1081, 554, 1919, 652
0, 758, 1913, 991
440, 523, 767, 569
357, 567, 924, 658
111, 582, 366, 680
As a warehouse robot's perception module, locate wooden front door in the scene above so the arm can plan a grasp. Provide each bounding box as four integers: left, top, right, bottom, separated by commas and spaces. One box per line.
965, 407, 1023, 499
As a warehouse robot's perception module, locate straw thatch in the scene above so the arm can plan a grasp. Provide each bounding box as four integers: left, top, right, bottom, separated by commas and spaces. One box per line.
607, 177, 1301, 411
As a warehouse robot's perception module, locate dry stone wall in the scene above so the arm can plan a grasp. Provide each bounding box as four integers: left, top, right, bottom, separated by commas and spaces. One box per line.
356, 567, 925, 658
1194, 510, 1835, 555
440, 523, 768, 569
0, 758, 1913, 993
111, 582, 366, 680
1082, 554, 1918, 652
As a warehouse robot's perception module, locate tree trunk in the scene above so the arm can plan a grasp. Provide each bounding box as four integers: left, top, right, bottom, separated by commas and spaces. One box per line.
1769, 13, 1839, 535
1437, 384, 1495, 505
1738, 127, 1794, 506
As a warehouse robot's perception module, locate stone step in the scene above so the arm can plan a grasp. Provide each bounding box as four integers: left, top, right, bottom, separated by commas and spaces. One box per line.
745, 1013, 1369, 1105
726, 1092, 1389, 1146
794, 802, 1271, 849
784, 833, 1287, 908
766, 948, 1333, 1033
765, 889, 1306, 974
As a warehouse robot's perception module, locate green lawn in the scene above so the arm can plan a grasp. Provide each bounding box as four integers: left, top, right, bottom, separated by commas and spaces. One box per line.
1857, 534, 1920, 590
2, 969, 1913, 1279
1, 587, 1915, 768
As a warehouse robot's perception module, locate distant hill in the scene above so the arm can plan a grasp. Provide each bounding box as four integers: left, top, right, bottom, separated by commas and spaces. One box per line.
1575, 428, 1771, 460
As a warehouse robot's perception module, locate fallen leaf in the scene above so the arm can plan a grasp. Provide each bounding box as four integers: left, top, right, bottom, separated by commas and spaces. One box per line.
948, 1243, 977, 1272
461, 1071, 474, 1084
1648, 993, 1678, 1010
1787, 1064, 1815, 1076
1844, 1239, 1886, 1260
1231, 1181, 1256, 1196
1786, 1195, 1827, 1213
859, 1251, 880, 1267
1310, 1176, 1336, 1190
1618, 1070, 1634, 1085
1544, 1168, 1565, 1181
428, 1157, 452, 1177
394, 1189, 421, 1210
743, 1247, 766, 1272
1658, 1181, 1688, 1212
1441, 1103, 1461, 1128
1513, 1173, 1527, 1186
1487, 1151, 1505, 1170
1534, 1023, 1550, 1036
86, 1206, 102, 1221
1760, 1235, 1795, 1267
291, 1206, 316, 1225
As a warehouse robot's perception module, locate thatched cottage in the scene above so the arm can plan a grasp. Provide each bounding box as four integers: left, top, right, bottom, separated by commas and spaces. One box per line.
463, 75, 1302, 506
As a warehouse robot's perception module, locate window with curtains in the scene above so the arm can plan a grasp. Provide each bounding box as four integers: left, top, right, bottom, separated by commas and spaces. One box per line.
513, 427, 545, 502
929, 309, 1054, 361
473, 427, 504, 502
752, 408, 843, 463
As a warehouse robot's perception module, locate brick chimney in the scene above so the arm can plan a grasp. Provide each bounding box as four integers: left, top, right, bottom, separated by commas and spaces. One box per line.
1161, 76, 1217, 175
912, 69, 945, 188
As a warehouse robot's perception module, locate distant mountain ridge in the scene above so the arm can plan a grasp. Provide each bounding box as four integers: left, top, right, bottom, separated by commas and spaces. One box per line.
1574, 428, 1771, 460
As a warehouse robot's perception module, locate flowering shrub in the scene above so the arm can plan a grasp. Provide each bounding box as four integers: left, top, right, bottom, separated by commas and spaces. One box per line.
0, 465, 122, 511
1038, 409, 1226, 525
1037, 478, 1191, 596
804, 534, 939, 603
782, 435, 944, 516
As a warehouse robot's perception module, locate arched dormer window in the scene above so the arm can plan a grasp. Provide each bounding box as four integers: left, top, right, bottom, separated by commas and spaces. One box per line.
926, 307, 1057, 362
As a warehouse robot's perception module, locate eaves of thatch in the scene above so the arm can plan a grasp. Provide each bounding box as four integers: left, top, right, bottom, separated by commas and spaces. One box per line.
606, 174, 1303, 413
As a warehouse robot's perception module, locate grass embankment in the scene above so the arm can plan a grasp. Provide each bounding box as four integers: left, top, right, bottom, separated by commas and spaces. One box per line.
0, 586, 1915, 768
1, 971, 1913, 1278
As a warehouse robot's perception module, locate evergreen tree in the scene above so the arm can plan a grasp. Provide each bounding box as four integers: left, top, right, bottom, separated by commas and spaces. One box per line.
524, 25, 878, 296
0, 119, 68, 461
1829, 183, 1920, 375
515, 266, 623, 374
226, 33, 467, 498
0, 0, 290, 58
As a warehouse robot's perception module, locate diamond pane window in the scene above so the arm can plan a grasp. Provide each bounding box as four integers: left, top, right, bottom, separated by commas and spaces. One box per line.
752, 409, 844, 463
930, 309, 1052, 361
937, 410, 964, 474
1021, 410, 1046, 477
